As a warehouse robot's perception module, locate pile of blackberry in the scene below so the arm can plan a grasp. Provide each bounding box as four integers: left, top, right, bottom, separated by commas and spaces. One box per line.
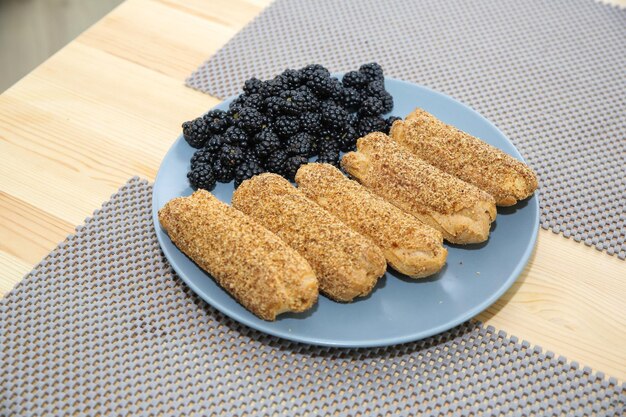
183, 63, 400, 190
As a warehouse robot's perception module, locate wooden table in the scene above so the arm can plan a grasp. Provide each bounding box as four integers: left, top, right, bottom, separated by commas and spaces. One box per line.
1, 0, 624, 382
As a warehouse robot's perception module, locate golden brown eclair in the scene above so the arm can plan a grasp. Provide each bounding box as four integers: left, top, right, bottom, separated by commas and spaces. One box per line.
341, 133, 497, 244
390, 108, 538, 206
158, 190, 318, 321
232, 173, 387, 302
295, 163, 447, 278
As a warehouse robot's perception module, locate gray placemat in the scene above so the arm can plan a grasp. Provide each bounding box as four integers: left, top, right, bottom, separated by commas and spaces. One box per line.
1, 178, 624, 416
186, 0, 626, 260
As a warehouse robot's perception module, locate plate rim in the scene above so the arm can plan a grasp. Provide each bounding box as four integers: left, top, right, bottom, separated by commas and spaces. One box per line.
152, 76, 539, 348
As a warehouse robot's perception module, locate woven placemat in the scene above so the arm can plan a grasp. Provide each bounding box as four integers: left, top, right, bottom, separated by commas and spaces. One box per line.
186, 0, 626, 260
1, 178, 624, 416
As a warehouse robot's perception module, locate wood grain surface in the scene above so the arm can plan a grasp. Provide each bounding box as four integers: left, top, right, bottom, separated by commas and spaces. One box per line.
0, 0, 624, 381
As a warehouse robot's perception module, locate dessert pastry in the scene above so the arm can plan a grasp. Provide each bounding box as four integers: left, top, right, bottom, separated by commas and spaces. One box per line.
232, 173, 387, 302
158, 190, 318, 320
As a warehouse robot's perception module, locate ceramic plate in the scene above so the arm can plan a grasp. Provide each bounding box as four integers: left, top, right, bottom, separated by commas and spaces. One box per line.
152, 76, 539, 347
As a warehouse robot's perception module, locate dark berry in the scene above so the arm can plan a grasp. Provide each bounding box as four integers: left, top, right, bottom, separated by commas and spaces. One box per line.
337, 125, 358, 152
317, 135, 339, 155
187, 165, 216, 190
300, 112, 322, 135
212, 159, 235, 183
342, 71, 369, 89
254, 130, 281, 159
228, 95, 247, 114
317, 148, 340, 167
236, 107, 266, 134
347, 112, 359, 128
341, 87, 362, 111
357, 116, 387, 137
385, 116, 402, 134
329, 78, 345, 103
278, 89, 307, 116
320, 102, 349, 130
285, 132, 314, 156
380, 92, 394, 113
235, 160, 265, 188
306, 72, 334, 98
266, 76, 291, 95
203, 110, 231, 134
366, 80, 386, 97
242, 148, 262, 166
301, 64, 330, 80
223, 126, 250, 148
284, 155, 309, 181
244, 93, 265, 111
182, 117, 209, 148
204, 135, 225, 153
220, 144, 244, 168
273, 115, 301, 138
190, 148, 215, 170
359, 62, 384, 83
280, 69, 303, 88
264, 96, 283, 119
265, 149, 289, 174
243, 77, 263, 95
359, 96, 385, 117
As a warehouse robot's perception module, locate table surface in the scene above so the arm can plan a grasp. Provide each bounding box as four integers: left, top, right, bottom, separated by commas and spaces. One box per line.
0, 0, 624, 382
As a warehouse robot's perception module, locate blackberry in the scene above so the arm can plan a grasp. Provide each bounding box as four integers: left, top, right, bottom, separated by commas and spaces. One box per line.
243, 77, 263, 95
380, 92, 394, 113
300, 112, 322, 135
365, 80, 386, 97
329, 78, 345, 103
317, 148, 340, 167
235, 160, 265, 188
284, 155, 309, 181
190, 148, 215, 170
253, 129, 281, 159
320, 101, 349, 130
223, 126, 250, 148
279, 69, 303, 88
203, 110, 231, 134
204, 135, 225, 153
301, 64, 330, 81
182, 117, 209, 148
265, 149, 289, 175
359, 96, 385, 117
278, 89, 307, 116
266, 76, 291, 96
337, 125, 358, 152
273, 115, 301, 138
341, 87, 362, 111
357, 116, 387, 137
305, 71, 334, 98
228, 95, 247, 114
347, 112, 359, 128
317, 135, 339, 155
244, 93, 265, 111
385, 116, 402, 134
342, 71, 369, 89
219, 144, 244, 168
187, 165, 216, 191
212, 159, 235, 183
264, 96, 283, 119
285, 132, 314, 156
242, 148, 262, 166
236, 107, 266, 134
297, 87, 320, 112
359, 62, 384, 83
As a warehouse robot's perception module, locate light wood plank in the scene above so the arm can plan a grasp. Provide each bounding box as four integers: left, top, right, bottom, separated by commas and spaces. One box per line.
478, 231, 626, 380
0, 253, 32, 297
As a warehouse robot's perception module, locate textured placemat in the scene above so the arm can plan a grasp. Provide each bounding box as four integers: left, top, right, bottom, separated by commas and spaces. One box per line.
1, 178, 624, 416
186, 0, 626, 260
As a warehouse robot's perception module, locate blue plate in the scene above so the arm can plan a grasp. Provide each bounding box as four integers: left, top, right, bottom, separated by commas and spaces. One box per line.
153, 76, 538, 348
